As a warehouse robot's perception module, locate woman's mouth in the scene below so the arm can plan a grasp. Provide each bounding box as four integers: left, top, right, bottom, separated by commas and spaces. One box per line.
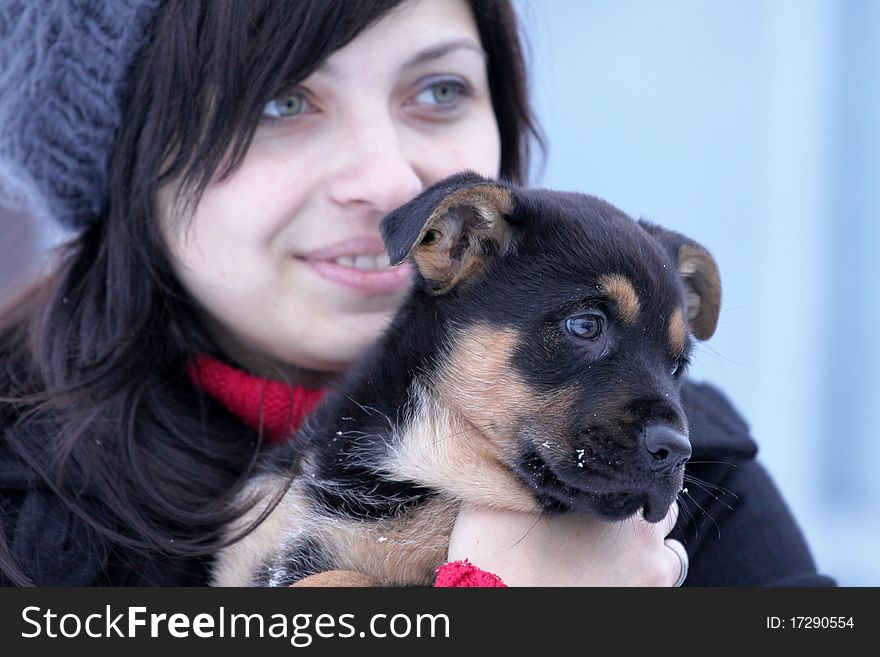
331, 253, 392, 270
300, 238, 414, 295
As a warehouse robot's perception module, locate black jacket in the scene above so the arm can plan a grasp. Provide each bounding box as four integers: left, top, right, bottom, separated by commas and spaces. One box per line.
0, 380, 835, 586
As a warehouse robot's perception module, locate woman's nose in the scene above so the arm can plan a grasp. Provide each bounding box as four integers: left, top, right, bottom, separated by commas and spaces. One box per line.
325, 117, 424, 217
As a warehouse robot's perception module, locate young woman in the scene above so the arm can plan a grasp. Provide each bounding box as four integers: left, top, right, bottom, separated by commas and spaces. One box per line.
0, 0, 833, 587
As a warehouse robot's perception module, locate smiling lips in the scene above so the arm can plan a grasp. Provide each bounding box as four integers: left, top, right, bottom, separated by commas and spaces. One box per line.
300, 236, 414, 294
332, 253, 392, 270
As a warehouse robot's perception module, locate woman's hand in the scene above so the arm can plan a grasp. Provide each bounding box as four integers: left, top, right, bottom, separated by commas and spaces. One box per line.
447, 503, 686, 587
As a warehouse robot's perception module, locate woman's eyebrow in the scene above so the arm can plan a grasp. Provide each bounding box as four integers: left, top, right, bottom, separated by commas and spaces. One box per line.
398, 38, 488, 72
316, 38, 487, 78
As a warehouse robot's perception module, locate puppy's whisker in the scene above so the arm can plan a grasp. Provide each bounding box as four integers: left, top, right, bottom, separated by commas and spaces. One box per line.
683, 479, 735, 512
613, 517, 626, 544
345, 397, 395, 431
633, 512, 655, 539
686, 460, 738, 468
674, 496, 695, 535
681, 490, 722, 539
683, 474, 738, 500
675, 496, 699, 540
509, 513, 546, 549
428, 422, 497, 446
689, 342, 741, 366
457, 343, 489, 359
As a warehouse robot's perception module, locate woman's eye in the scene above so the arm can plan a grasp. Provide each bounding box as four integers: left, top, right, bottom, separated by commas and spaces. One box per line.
263, 92, 311, 119
565, 314, 603, 340
414, 79, 466, 107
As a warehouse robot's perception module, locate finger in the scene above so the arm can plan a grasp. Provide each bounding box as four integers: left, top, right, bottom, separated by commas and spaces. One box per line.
663, 538, 689, 587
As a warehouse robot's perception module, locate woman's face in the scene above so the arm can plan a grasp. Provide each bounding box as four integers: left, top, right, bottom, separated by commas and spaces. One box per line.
160, 0, 501, 379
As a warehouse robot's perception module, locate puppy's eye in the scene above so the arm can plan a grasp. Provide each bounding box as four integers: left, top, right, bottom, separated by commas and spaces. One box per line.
671, 356, 689, 378
566, 314, 603, 340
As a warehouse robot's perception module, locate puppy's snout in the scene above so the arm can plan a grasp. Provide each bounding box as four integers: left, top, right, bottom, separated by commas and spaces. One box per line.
642, 425, 691, 471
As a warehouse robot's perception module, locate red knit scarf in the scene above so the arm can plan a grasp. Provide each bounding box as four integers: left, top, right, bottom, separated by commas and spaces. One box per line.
186, 354, 326, 444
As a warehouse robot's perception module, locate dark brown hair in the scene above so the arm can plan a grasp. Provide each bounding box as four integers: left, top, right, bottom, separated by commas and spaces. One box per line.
0, 0, 543, 585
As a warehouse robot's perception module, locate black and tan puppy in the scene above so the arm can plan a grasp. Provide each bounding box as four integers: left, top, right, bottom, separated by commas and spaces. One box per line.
211, 171, 721, 587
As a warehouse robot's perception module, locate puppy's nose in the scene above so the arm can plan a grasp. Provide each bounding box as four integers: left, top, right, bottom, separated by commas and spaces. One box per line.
643, 425, 691, 471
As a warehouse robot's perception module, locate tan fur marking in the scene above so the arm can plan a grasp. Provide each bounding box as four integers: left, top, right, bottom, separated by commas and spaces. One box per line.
381, 382, 538, 511
211, 474, 314, 587
599, 274, 641, 324
318, 496, 459, 586
380, 324, 578, 513
668, 308, 687, 356
290, 570, 378, 587
439, 325, 528, 438
440, 324, 578, 445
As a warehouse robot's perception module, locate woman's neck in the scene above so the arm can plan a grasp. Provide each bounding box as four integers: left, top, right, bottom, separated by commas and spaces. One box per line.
201, 314, 344, 388
227, 350, 341, 389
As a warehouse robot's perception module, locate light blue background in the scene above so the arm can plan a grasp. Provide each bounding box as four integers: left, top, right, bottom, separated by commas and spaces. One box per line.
518, 0, 879, 585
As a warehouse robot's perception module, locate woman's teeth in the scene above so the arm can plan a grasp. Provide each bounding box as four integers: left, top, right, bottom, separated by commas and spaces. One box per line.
333, 254, 392, 270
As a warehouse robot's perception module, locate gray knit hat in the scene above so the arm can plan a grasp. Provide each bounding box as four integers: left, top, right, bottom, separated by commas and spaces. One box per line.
0, 0, 162, 233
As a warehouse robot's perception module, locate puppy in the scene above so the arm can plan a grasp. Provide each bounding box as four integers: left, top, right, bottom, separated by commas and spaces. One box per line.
211, 171, 721, 587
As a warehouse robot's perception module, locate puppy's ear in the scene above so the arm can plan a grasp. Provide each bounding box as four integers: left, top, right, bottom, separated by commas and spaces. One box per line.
380, 171, 515, 295
638, 220, 722, 340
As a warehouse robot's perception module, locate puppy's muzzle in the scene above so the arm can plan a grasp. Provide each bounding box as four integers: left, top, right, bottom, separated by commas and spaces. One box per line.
642, 425, 691, 472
